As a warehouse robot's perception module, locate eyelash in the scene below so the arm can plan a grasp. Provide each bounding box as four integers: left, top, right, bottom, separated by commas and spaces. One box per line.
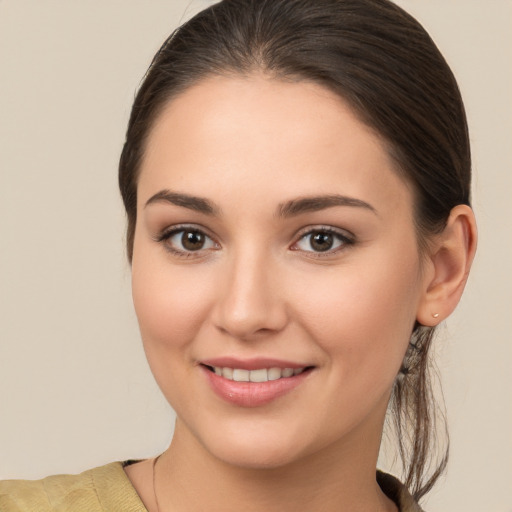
155, 224, 218, 259
291, 226, 355, 257
155, 224, 355, 258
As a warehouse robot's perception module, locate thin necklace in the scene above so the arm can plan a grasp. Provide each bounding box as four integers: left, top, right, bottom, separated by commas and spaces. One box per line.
152, 455, 161, 512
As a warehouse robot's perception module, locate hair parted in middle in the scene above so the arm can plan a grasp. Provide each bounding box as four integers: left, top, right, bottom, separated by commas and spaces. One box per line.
119, 0, 471, 500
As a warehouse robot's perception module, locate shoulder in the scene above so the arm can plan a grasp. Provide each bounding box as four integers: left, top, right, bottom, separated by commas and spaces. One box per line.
377, 471, 425, 512
0, 461, 147, 512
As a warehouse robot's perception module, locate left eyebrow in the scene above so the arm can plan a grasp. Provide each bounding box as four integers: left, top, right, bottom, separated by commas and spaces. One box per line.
276, 194, 378, 218
144, 189, 219, 215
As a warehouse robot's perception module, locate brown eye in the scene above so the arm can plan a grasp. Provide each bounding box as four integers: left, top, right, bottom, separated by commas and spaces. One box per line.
310, 232, 334, 252
181, 230, 205, 251
162, 228, 217, 254
294, 228, 352, 254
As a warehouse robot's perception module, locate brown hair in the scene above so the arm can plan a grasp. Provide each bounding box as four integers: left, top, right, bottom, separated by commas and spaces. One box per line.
119, 0, 470, 501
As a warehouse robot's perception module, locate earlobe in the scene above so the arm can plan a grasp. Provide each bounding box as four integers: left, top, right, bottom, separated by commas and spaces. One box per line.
416, 205, 477, 326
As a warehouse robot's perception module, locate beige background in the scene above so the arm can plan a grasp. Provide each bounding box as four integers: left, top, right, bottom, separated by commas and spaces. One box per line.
0, 1, 510, 510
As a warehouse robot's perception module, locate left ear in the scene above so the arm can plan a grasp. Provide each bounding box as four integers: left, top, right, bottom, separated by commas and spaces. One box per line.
416, 204, 477, 326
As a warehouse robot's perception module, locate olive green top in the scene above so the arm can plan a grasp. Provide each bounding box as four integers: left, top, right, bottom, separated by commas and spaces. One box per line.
0, 461, 423, 511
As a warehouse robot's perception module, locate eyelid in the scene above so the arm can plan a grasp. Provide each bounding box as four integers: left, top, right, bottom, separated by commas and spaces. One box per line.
153, 223, 354, 258
154, 223, 215, 241
290, 225, 355, 255
154, 223, 220, 257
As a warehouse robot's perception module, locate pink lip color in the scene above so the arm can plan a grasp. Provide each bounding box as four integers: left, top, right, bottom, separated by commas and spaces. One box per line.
200, 364, 312, 408
201, 357, 307, 371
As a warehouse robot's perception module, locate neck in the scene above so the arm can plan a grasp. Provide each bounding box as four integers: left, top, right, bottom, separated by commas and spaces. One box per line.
154, 420, 396, 512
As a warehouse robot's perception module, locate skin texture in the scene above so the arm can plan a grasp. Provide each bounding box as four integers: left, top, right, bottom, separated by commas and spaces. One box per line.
125, 75, 476, 512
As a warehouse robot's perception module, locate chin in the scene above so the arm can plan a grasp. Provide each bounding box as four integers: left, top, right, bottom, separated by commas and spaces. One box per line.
208, 441, 304, 470
194, 419, 330, 471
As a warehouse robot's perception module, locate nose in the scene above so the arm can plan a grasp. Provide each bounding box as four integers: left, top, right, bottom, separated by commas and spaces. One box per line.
212, 251, 288, 341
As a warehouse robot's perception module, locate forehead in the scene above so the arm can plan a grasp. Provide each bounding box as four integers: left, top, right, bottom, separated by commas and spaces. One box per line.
138, 74, 413, 216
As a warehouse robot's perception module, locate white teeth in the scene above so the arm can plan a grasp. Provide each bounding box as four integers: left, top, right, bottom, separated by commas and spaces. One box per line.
232, 369, 250, 382
282, 368, 294, 378
222, 367, 233, 379
211, 366, 306, 382
267, 367, 282, 381
249, 369, 268, 382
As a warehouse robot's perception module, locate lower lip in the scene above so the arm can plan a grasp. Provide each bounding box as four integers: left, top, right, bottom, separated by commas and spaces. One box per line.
201, 366, 312, 407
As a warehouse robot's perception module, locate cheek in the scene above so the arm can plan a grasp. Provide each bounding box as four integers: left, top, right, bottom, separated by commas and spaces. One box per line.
291, 249, 421, 383
131, 246, 215, 358
131, 249, 220, 411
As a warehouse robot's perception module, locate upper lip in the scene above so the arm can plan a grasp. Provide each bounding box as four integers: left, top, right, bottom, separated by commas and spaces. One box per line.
200, 357, 312, 371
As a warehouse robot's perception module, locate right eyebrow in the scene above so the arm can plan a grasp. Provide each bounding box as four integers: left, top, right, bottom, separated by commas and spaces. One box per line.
276, 194, 378, 218
144, 189, 220, 216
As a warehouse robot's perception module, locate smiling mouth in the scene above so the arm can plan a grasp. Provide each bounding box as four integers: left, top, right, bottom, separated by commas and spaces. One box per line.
201, 363, 315, 407
202, 365, 314, 382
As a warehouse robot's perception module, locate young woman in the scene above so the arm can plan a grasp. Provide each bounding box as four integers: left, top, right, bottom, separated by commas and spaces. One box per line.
0, 1, 477, 511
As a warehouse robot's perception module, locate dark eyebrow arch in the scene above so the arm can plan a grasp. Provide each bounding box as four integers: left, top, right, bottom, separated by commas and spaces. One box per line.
144, 189, 219, 215
277, 194, 377, 217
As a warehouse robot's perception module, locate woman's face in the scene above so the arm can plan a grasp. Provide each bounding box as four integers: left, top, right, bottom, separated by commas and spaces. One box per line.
132, 75, 431, 468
